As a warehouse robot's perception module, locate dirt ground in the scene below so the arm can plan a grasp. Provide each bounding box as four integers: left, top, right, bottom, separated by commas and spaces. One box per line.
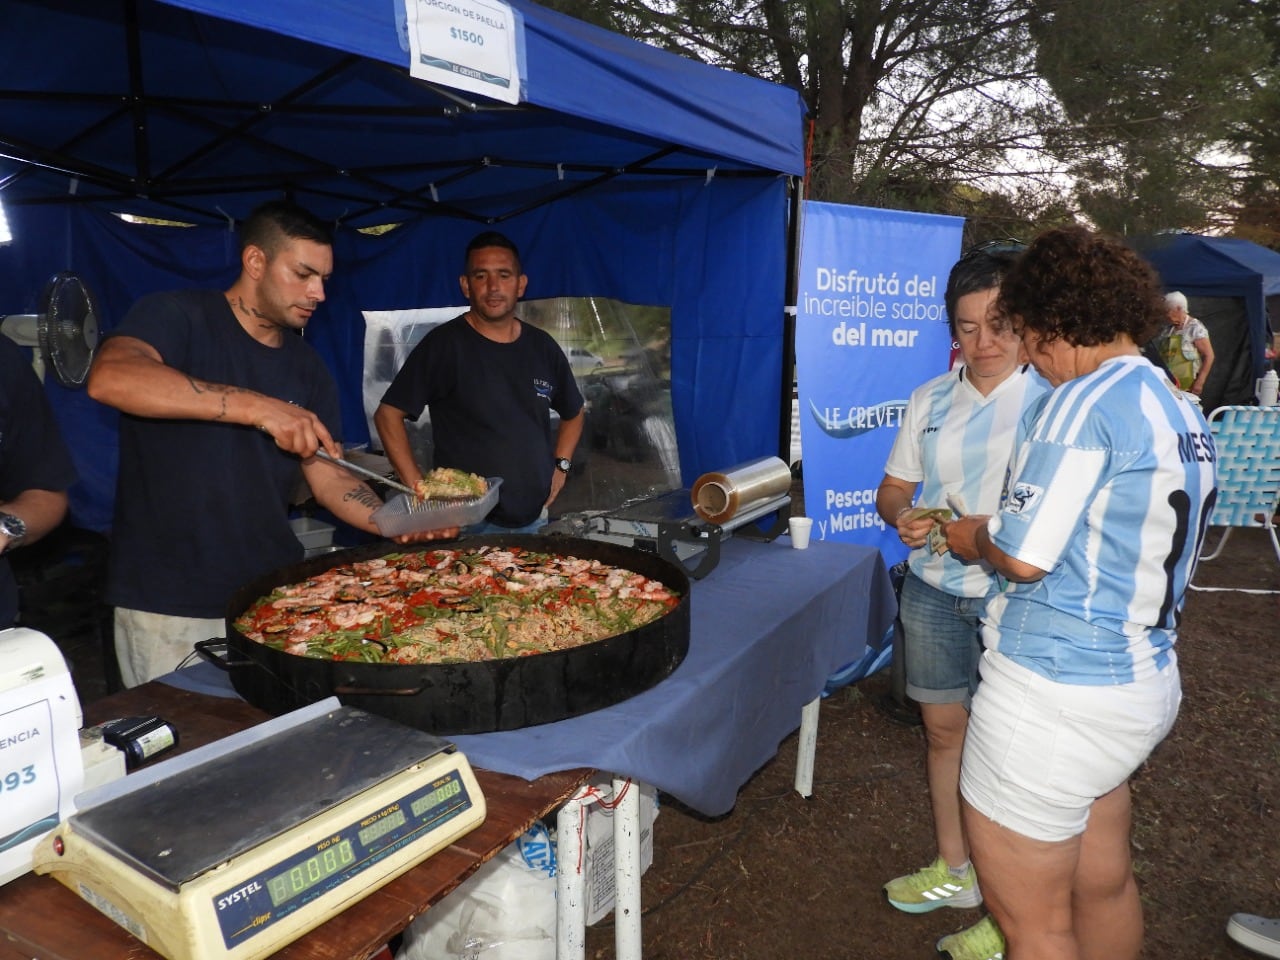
583, 526, 1280, 960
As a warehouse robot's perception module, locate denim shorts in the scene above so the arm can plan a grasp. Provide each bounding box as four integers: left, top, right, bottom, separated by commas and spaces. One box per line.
897, 571, 985, 705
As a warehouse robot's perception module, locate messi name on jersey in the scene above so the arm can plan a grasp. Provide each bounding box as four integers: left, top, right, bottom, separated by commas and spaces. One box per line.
1176, 429, 1215, 464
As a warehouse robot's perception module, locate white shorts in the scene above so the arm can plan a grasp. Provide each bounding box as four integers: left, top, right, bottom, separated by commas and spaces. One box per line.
960, 649, 1181, 842
114, 608, 223, 688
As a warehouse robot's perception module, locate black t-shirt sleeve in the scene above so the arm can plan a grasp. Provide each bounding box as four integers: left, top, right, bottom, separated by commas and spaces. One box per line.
0, 338, 77, 499
108, 290, 199, 366
379, 321, 463, 419
549, 341, 585, 419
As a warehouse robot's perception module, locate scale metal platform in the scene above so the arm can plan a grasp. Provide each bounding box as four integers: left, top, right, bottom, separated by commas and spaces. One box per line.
574, 488, 790, 579
32, 699, 485, 960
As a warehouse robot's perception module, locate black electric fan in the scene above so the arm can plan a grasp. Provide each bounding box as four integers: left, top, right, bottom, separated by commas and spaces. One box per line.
0, 272, 101, 387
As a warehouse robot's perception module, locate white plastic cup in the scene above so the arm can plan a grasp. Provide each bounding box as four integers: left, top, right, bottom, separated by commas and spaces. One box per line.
788, 516, 813, 550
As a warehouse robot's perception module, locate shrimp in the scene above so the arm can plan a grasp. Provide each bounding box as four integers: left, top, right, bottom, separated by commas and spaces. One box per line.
400, 568, 439, 584
481, 550, 520, 570
330, 603, 380, 629
276, 579, 321, 597
352, 558, 396, 578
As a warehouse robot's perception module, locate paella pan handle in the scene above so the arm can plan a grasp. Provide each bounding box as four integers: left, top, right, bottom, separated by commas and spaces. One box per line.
193, 638, 257, 671
331, 683, 428, 697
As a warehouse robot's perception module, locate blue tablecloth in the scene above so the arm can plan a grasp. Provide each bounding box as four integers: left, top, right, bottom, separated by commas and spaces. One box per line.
165, 537, 896, 816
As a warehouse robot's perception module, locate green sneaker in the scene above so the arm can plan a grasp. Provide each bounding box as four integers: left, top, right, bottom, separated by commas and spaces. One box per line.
936, 915, 1006, 960
883, 856, 982, 913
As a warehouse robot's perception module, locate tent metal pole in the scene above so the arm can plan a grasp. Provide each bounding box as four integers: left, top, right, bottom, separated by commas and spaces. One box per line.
778, 175, 802, 468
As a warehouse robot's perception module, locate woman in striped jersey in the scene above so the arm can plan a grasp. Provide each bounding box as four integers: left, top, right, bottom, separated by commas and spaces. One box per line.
877, 243, 1048, 960
944, 227, 1217, 960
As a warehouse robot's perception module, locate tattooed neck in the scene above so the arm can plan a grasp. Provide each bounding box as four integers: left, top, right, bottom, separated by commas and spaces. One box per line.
228, 295, 272, 329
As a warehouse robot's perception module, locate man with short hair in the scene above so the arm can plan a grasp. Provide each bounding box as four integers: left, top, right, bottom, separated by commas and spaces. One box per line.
375, 231, 585, 533
89, 200, 446, 687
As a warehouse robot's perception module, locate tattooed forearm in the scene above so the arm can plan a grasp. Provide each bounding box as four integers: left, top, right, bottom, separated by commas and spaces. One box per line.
342, 485, 383, 511
186, 376, 246, 421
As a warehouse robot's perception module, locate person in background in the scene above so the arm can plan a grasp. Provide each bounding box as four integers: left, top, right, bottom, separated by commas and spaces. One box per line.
875, 242, 1048, 960
1157, 290, 1214, 396
1229, 913, 1280, 958
0, 336, 76, 628
943, 227, 1216, 960
374, 231, 585, 534
1140, 339, 1178, 387
88, 200, 450, 687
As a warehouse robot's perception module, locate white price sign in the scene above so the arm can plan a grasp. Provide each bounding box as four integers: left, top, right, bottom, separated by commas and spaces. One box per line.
405, 0, 522, 105
0, 671, 82, 883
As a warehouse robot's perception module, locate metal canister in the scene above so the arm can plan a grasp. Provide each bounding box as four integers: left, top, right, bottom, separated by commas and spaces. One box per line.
99, 716, 179, 769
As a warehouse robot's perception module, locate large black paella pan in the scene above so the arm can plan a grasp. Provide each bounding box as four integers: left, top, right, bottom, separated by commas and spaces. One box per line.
217, 535, 691, 735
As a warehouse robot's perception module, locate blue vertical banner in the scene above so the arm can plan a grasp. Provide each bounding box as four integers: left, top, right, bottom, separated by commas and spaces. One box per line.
795, 202, 964, 560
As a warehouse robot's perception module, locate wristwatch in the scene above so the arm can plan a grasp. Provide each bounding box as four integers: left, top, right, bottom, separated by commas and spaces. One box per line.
0, 513, 26, 553
554, 457, 572, 474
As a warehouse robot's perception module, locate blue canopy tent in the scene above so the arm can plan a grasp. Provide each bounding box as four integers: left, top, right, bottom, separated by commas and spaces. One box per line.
1133, 234, 1280, 410
0, 0, 806, 531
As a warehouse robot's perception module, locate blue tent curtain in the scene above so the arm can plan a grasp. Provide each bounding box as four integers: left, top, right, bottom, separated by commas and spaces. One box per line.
0, 175, 789, 532
0, 0, 803, 532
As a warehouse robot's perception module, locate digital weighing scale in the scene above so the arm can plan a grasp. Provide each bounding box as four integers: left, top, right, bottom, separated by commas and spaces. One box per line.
32, 699, 486, 960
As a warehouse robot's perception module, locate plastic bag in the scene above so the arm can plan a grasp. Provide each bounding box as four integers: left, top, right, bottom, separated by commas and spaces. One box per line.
582, 781, 658, 925
397, 821, 557, 960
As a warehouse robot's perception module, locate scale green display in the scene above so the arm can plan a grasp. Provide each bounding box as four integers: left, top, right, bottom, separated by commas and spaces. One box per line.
32, 700, 485, 960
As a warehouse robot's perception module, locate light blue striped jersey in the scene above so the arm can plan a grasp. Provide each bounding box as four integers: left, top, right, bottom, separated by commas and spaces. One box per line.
986, 355, 1217, 685
885, 364, 1049, 597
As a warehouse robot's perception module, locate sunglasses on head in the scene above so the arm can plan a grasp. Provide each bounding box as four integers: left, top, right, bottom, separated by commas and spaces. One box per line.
961, 237, 1026, 259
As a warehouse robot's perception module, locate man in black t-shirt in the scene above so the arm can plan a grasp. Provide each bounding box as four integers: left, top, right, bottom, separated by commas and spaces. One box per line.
0, 337, 77, 627
88, 201, 450, 687
375, 232, 585, 531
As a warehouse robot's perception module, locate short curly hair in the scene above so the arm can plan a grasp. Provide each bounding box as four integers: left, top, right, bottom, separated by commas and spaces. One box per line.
995, 226, 1166, 348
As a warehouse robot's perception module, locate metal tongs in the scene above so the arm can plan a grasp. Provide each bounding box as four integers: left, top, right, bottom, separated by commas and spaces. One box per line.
315, 450, 416, 497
